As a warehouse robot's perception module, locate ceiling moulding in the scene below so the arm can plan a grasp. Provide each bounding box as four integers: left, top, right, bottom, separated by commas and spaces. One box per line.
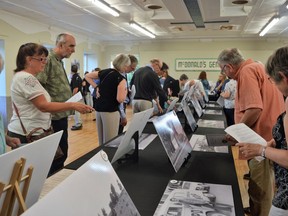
0, 10, 48, 34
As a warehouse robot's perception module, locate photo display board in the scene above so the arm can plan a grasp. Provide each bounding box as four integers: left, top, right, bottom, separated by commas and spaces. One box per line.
152, 111, 192, 172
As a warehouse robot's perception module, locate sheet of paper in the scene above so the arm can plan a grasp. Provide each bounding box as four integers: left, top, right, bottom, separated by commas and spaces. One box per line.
216, 96, 224, 107
65, 91, 82, 103
224, 123, 266, 161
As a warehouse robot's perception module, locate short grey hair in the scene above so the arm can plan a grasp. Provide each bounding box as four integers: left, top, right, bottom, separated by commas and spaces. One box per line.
113, 54, 131, 71
217, 48, 244, 66
56, 33, 68, 45
266, 46, 288, 83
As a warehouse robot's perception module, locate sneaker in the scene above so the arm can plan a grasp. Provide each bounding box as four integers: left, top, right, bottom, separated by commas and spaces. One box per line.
71, 125, 82, 130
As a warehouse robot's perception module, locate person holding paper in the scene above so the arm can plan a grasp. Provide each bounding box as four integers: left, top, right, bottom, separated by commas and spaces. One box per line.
236, 46, 288, 215
37, 33, 93, 174
218, 48, 285, 216
9, 42, 93, 175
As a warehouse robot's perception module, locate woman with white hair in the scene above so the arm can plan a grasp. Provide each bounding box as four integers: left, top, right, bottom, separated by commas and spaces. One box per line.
85, 54, 130, 145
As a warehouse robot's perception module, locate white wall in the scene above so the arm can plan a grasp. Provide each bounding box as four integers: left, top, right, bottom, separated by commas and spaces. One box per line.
1, 15, 287, 96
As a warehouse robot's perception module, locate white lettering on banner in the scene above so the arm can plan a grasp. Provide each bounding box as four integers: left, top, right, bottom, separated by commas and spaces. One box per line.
176, 59, 219, 71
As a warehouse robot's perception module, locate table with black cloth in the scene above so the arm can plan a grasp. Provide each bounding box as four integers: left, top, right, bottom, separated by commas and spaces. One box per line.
65, 102, 244, 216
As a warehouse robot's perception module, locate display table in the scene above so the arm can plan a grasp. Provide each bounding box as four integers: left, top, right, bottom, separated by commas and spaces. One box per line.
65, 103, 244, 216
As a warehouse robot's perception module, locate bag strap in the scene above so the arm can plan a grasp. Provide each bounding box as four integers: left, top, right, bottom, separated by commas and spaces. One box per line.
13, 102, 28, 135
99, 70, 115, 86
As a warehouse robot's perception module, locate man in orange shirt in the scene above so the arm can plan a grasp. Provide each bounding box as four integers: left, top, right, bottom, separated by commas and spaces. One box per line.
218, 48, 285, 216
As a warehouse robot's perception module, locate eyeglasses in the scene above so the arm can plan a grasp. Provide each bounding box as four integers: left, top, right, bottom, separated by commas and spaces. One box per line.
31, 57, 48, 63
268, 77, 275, 84
221, 65, 227, 74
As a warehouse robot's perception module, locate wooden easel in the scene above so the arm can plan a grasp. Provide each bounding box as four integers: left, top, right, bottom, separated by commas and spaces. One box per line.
0, 158, 33, 216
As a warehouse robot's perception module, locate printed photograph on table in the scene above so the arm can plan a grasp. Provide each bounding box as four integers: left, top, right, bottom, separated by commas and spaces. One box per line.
153, 111, 192, 172
197, 119, 225, 129
111, 108, 154, 163
189, 134, 229, 153
154, 180, 235, 216
203, 109, 223, 115
106, 133, 157, 150
205, 103, 221, 108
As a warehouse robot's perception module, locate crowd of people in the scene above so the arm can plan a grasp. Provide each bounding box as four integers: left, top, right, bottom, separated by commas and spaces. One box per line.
1, 31, 288, 215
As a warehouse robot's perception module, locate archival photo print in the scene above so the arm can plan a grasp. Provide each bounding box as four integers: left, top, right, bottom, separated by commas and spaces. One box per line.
189, 134, 229, 153
154, 180, 235, 216
203, 109, 223, 115
106, 133, 157, 150
153, 111, 192, 172
197, 119, 225, 129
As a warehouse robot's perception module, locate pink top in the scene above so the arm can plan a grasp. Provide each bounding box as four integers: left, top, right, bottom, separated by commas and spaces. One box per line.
234, 59, 285, 141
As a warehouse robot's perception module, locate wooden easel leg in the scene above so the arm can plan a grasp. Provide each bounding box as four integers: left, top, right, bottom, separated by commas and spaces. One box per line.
0, 158, 33, 216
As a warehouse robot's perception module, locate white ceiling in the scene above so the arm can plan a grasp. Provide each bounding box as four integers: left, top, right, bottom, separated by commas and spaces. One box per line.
0, 0, 288, 43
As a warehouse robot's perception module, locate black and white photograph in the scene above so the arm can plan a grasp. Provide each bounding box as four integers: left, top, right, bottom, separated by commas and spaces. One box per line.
106, 133, 157, 150
203, 109, 223, 115
190, 134, 229, 153
111, 108, 154, 163
190, 96, 203, 117
154, 180, 235, 216
182, 101, 198, 132
153, 111, 192, 172
205, 103, 221, 108
197, 119, 225, 129
22, 151, 140, 216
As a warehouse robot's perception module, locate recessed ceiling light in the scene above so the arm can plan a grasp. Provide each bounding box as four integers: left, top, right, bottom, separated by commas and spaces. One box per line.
232, 0, 248, 4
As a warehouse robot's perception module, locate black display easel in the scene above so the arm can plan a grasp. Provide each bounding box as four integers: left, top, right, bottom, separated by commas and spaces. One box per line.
117, 131, 139, 164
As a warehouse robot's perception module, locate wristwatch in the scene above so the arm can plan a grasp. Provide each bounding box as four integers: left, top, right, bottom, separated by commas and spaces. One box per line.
261, 146, 266, 158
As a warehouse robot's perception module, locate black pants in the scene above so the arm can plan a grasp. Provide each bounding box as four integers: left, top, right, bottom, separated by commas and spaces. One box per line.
49, 117, 68, 175
223, 108, 235, 127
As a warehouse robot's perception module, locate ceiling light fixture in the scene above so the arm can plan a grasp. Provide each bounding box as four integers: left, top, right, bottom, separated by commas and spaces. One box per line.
129, 21, 156, 38
91, 0, 120, 17
259, 16, 280, 37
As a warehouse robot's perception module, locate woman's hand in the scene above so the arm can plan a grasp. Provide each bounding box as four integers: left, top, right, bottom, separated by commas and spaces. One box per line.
236, 143, 262, 160
6, 135, 21, 148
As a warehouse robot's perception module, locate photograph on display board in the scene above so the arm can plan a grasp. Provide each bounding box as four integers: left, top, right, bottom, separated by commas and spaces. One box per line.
197, 119, 225, 129
111, 108, 154, 163
22, 151, 140, 216
0, 132, 62, 215
106, 133, 157, 150
190, 96, 203, 117
152, 111, 192, 172
182, 100, 198, 132
154, 180, 235, 216
189, 134, 229, 153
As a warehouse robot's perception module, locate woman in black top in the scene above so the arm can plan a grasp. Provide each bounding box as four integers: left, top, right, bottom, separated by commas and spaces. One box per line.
85, 54, 130, 145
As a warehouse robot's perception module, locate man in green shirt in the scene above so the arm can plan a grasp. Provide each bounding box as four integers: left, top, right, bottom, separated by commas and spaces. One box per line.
37, 33, 76, 175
